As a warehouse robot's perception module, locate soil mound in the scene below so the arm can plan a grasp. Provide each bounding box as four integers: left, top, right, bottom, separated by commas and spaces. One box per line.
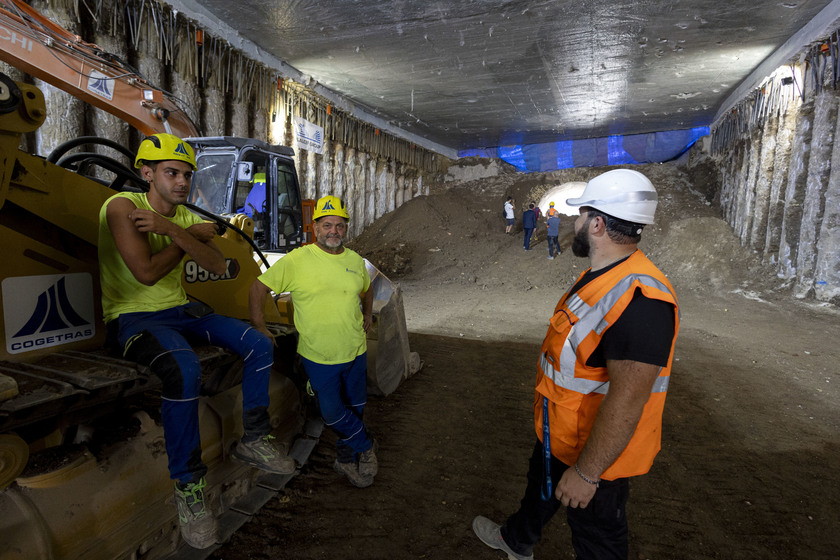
349, 162, 781, 299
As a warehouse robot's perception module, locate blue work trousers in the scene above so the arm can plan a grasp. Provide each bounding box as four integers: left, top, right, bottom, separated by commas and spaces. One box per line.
116, 302, 274, 483
501, 440, 630, 559
302, 353, 373, 463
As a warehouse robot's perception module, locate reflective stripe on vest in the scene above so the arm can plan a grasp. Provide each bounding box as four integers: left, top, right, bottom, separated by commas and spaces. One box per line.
543, 272, 676, 395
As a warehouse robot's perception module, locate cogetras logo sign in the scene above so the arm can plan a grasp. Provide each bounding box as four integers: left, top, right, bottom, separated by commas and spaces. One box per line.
2, 273, 95, 354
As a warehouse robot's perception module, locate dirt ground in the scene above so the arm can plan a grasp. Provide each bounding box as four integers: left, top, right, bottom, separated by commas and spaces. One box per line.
210, 162, 840, 559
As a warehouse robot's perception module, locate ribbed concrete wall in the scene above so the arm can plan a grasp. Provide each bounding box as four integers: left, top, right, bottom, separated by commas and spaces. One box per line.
709, 73, 840, 304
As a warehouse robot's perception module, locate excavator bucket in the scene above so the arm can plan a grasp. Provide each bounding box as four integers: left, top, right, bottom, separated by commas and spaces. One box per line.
364, 261, 421, 396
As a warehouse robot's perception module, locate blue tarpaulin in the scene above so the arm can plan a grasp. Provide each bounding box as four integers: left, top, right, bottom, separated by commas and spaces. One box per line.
460, 127, 709, 172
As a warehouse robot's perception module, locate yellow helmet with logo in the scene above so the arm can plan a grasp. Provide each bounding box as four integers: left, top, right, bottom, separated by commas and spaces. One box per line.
313, 195, 350, 221
549, 201, 555, 207
134, 133, 197, 170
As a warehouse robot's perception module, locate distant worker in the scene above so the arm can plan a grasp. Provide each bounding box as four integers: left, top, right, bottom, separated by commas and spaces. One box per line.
473, 169, 679, 560
546, 211, 562, 260
250, 195, 378, 488
504, 196, 516, 234
546, 201, 560, 218
238, 172, 267, 218
531, 200, 542, 243
98, 133, 295, 549
522, 203, 537, 250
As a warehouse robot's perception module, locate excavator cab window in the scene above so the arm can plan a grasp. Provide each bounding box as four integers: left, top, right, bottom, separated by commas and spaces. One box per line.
190, 154, 233, 213
275, 159, 301, 249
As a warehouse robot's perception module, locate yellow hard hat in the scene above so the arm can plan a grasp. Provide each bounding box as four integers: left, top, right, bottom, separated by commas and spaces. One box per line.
313, 195, 350, 221
549, 201, 555, 206
135, 133, 196, 170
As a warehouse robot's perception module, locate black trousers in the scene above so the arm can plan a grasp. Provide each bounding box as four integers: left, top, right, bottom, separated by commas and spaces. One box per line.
500, 440, 630, 559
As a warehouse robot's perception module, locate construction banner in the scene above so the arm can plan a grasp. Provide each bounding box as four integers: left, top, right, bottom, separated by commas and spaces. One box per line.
294, 116, 324, 154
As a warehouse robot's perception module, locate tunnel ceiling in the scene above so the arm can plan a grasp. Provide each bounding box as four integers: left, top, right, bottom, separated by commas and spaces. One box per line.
186, 0, 836, 152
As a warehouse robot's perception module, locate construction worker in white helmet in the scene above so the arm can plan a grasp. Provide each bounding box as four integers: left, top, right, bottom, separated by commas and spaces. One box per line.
250, 195, 378, 489
474, 169, 679, 560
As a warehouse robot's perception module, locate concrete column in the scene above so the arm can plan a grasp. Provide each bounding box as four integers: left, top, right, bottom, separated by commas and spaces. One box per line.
749, 115, 779, 251
90, 27, 130, 170
305, 149, 317, 200
814, 112, 840, 302
32, 1, 83, 157
375, 159, 387, 219
386, 160, 397, 214
172, 71, 201, 139
333, 142, 345, 200
253, 106, 268, 141
203, 88, 226, 136
764, 105, 797, 261
317, 138, 331, 197
230, 101, 249, 138
778, 100, 815, 280
353, 151, 367, 237
794, 92, 838, 297
366, 157, 376, 226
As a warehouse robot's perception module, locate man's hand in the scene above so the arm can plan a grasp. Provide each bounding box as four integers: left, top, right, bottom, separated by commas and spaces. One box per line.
555, 465, 598, 508
129, 208, 176, 236
363, 312, 373, 333
255, 325, 277, 347
187, 222, 219, 243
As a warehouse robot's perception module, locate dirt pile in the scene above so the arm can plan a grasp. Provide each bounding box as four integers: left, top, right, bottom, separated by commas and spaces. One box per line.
350, 161, 782, 300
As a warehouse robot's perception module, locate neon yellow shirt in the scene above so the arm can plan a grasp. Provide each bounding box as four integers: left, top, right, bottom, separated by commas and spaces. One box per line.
259, 244, 370, 364
98, 192, 203, 322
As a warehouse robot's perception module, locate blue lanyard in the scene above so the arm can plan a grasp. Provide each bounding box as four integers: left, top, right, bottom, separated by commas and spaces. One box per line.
540, 395, 552, 501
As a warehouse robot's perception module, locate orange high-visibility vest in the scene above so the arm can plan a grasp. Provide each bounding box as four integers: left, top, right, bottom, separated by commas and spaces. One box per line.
534, 250, 679, 480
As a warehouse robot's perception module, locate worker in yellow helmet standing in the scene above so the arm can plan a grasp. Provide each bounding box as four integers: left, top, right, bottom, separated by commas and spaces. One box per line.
250, 195, 378, 488
98, 133, 296, 550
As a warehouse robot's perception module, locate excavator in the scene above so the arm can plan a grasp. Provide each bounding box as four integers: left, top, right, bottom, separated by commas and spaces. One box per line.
0, 1, 417, 558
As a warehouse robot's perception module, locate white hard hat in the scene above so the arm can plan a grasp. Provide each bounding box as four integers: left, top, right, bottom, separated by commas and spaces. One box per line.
566, 169, 657, 224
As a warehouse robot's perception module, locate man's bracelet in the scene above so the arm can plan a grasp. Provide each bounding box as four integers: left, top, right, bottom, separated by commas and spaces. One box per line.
574, 464, 600, 487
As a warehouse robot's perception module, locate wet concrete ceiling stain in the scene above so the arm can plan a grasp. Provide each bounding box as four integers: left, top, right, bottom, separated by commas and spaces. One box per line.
192, 0, 834, 150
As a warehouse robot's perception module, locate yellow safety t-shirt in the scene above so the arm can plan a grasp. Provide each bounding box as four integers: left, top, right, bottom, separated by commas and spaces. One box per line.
258, 244, 370, 364
98, 192, 203, 322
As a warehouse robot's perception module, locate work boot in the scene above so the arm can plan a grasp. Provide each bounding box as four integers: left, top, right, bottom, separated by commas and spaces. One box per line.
358, 439, 379, 477
333, 459, 374, 488
472, 515, 534, 560
174, 478, 218, 549
232, 434, 296, 474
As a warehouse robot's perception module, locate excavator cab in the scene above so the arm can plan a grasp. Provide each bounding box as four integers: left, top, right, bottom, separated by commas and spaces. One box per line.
187, 136, 304, 260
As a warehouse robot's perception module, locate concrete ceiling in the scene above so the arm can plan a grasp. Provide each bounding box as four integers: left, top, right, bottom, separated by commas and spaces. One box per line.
177, 0, 840, 154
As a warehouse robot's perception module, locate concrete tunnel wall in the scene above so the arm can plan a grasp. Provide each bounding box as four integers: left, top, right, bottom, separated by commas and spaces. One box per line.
1, 0, 432, 243
707, 42, 840, 305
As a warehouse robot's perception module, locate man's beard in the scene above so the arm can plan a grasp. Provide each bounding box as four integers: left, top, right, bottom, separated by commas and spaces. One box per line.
571, 227, 590, 257
321, 235, 344, 249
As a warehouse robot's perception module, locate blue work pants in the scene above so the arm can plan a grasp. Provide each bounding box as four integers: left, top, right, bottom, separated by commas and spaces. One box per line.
302, 353, 373, 463
116, 302, 274, 484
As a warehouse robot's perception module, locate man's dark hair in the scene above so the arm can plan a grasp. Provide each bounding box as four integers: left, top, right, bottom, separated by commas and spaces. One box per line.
584, 207, 644, 244
529, 203, 534, 209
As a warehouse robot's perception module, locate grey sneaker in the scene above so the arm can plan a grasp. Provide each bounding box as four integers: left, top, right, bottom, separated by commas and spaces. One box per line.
174, 478, 218, 549
358, 439, 378, 477
472, 515, 534, 560
333, 459, 374, 488
232, 434, 296, 474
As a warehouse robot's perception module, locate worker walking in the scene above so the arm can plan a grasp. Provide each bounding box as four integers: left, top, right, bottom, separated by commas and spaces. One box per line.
250, 195, 378, 488
546, 208, 562, 259
98, 133, 295, 550
522, 203, 537, 250
473, 169, 679, 560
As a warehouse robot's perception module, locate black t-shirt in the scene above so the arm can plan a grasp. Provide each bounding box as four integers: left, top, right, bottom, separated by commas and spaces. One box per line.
567, 254, 676, 368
